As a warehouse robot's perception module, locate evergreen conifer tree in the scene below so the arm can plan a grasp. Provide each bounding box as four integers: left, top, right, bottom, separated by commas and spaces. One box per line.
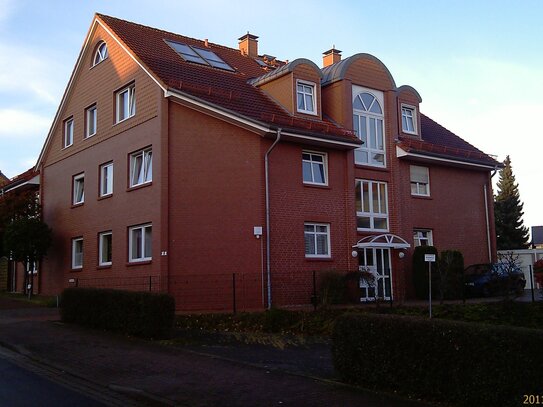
494, 155, 529, 249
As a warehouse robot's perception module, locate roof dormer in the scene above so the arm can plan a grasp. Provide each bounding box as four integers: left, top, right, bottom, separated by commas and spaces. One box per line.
396, 85, 422, 138
250, 58, 323, 119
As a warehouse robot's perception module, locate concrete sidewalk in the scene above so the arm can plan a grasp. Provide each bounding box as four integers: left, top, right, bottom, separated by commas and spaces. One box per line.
0, 297, 433, 407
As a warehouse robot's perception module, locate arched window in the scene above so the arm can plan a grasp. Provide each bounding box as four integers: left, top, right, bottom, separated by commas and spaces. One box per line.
353, 92, 385, 167
93, 41, 108, 66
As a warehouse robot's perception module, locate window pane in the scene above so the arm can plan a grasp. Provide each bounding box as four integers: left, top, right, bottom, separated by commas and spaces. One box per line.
369, 118, 376, 149
355, 181, 362, 212
119, 90, 127, 120
144, 226, 152, 258
376, 119, 383, 150
132, 229, 142, 259
372, 153, 385, 165
316, 234, 328, 255
361, 93, 374, 111
144, 151, 152, 182
379, 183, 387, 213
372, 183, 379, 213
374, 218, 388, 230
357, 216, 371, 229
362, 182, 370, 212
359, 116, 367, 144
132, 154, 143, 185
305, 94, 314, 111
304, 233, 315, 255
411, 182, 418, 195
353, 95, 364, 110
355, 149, 368, 164
313, 163, 325, 184
129, 87, 136, 116
353, 115, 359, 136
402, 115, 408, 132
302, 161, 312, 182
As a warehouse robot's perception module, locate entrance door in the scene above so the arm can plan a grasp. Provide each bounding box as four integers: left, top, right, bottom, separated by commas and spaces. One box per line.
358, 248, 392, 301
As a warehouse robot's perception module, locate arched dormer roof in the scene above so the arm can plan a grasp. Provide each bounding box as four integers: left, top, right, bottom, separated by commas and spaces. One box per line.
322, 53, 397, 88
396, 85, 422, 103
249, 58, 322, 87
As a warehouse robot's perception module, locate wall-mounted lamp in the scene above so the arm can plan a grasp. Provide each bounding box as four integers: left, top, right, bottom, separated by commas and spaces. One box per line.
398, 251, 405, 259
351, 250, 358, 258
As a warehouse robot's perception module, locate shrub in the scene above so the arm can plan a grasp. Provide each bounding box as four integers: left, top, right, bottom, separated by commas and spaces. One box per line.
438, 250, 464, 300
332, 312, 543, 407
533, 258, 543, 272
318, 271, 347, 305
412, 246, 438, 299
61, 288, 175, 339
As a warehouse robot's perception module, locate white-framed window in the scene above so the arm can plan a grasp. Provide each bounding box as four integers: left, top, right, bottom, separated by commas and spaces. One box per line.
72, 237, 83, 269
72, 173, 85, 205
414, 229, 433, 247
302, 151, 327, 185
355, 179, 388, 231
296, 80, 316, 115
401, 105, 417, 134
98, 231, 112, 266
304, 223, 331, 258
85, 105, 97, 138
352, 88, 385, 167
129, 148, 152, 187
116, 84, 135, 123
93, 41, 108, 66
410, 165, 430, 196
129, 224, 152, 262
64, 117, 74, 148
99, 162, 113, 197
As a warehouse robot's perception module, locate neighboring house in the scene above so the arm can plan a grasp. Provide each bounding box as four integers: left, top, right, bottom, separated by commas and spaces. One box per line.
0, 169, 41, 292
34, 14, 500, 310
0, 171, 8, 187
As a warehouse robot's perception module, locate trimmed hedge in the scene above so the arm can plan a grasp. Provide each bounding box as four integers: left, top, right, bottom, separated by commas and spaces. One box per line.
332, 312, 543, 407
61, 288, 175, 339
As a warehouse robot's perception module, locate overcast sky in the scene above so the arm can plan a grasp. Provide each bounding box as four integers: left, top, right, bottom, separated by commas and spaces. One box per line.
0, 0, 541, 231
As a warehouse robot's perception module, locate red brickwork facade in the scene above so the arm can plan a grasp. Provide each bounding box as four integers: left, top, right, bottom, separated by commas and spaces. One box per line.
34, 15, 499, 310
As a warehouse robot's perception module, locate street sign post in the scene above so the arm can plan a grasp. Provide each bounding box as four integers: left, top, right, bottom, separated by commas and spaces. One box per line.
424, 254, 436, 318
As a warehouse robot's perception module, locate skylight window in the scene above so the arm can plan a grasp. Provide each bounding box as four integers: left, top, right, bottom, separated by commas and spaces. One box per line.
166, 40, 234, 71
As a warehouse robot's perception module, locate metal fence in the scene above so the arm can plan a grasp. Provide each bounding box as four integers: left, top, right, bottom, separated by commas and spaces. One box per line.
70, 272, 264, 312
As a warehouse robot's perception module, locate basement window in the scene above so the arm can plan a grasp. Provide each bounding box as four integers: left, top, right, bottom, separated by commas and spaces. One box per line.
166, 40, 234, 71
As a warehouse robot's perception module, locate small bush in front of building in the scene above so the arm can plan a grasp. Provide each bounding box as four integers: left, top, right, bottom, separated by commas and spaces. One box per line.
318, 271, 347, 305
61, 288, 175, 339
332, 312, 543, 407
412, 245, 438, 299
438, 250, 464, 300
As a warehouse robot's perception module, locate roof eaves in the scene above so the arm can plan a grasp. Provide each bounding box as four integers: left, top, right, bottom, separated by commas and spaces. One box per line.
398, 143, 500, 169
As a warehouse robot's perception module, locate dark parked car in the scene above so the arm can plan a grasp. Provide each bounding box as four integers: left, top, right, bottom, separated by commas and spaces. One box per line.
464, 263, 526, 297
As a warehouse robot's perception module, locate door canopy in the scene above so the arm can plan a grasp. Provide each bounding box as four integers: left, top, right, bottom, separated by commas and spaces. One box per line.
353, 234, 411, 249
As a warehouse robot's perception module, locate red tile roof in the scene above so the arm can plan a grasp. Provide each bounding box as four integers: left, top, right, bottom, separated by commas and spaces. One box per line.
97, 14, 497, 165
398, 114, 499, 167
97, 14, 357, 143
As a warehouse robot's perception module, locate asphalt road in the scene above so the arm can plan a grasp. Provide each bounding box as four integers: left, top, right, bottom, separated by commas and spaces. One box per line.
0, 353, 106, 407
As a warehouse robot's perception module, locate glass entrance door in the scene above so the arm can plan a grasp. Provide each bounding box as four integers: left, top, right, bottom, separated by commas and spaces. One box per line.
358, 248, 392, 301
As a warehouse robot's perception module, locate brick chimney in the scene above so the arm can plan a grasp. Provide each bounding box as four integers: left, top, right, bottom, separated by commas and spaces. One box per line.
238, 32, 259, 58
323, 47, 342, 67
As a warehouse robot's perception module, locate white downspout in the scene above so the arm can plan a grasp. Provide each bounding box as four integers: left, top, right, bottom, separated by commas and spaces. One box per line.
265, 128, 282, 310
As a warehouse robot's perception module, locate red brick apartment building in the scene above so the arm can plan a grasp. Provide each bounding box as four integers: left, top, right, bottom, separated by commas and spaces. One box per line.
28, 14, 499, 310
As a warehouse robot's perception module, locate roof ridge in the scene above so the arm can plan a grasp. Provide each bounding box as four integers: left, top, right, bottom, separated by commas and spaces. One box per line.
96, 13, 244, 54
